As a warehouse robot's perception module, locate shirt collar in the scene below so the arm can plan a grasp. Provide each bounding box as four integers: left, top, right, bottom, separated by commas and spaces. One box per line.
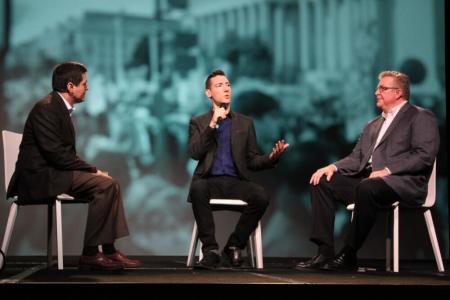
382, 100, 407, 120
57, 92, 74, 113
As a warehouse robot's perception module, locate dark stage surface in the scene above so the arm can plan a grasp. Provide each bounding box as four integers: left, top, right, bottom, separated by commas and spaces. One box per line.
1, 256, 450, 298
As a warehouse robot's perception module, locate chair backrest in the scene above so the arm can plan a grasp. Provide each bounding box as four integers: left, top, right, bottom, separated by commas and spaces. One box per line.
2, 130, 23, 190
423, 160, 437, 208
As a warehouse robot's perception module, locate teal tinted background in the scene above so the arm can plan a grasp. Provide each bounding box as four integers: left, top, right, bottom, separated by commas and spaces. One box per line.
0, 0, 447, 259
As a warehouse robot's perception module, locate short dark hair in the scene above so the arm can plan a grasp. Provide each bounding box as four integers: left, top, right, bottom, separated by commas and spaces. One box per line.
205, 69, 226, 89
52, 61, 87, 92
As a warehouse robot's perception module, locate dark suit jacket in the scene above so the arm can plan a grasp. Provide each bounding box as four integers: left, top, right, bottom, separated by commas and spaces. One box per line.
187, 110, 275, 202
334, 103, 440, 205
7, 92, 96, 203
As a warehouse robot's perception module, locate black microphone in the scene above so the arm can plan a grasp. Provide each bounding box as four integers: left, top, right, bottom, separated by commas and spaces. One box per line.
216, 103, 228, 128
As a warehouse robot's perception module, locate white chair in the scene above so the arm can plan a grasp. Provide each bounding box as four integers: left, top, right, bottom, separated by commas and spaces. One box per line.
186, 199, 264, 269
1, 130, 87, 270
346, 161, 445, 272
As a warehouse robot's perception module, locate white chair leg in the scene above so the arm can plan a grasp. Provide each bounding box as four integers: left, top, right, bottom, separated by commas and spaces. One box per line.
423, 210, 445, 272
199, 242, 203, 261
386, 210, 392, 272
47, 203, 53, 268
254, 221, 263, 269
55, 200, 64, 270
247, 232, 255, 268
393, 206, 399, 272
187, 222, 199, 267
0, 203, 19, 267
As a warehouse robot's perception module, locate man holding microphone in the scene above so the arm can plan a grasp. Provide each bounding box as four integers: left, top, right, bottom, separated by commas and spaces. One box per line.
187, 69, 289, 269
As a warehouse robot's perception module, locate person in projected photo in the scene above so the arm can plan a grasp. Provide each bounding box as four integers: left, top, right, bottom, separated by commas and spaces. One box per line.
7, 61, 141, 271
187, 69, 289, 269
296, 71, 439, 271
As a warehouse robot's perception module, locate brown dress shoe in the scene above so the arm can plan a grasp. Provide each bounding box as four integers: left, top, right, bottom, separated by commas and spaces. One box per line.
79, 252, 124, 271
105, 251, 142, 268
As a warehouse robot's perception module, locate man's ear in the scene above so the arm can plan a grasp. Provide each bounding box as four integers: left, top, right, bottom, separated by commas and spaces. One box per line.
67, 81, 74, 91
397, 88, 404, 99
205, 89, 211, 98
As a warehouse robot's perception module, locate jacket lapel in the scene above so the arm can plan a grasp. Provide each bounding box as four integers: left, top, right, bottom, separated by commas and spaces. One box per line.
53, 92, 75, 142
359, 116, 385, 169
374, 103, 410, 150
230, 111, 239, 159
369, 116, 385, 146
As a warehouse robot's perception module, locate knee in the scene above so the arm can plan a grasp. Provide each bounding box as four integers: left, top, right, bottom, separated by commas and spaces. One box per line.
315, 176, 331, 190
252, 187, 270, 210
190, 180, 209, 204
309, 176, 331, 200
101, 177, 119, 193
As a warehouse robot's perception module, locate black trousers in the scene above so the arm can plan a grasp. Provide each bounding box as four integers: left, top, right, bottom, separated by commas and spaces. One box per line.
190, 176, 270, 252
310, 173, 399, 253
69, 171, 130, 247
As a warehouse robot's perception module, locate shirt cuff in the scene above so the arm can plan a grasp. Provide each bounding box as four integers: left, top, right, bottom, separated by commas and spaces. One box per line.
384, 167, 391, 175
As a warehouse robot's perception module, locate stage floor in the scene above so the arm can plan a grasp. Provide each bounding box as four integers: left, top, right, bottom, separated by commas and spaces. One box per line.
1, 256, 449, 297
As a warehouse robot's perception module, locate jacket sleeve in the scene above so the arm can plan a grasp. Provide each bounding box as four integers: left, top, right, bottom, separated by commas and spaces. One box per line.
246, 120, 275, 171
30, 105, 96, 172
188, 117, 216, 161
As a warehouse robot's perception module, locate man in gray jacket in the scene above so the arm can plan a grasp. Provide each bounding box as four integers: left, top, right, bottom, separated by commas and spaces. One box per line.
296, 70, 440, 271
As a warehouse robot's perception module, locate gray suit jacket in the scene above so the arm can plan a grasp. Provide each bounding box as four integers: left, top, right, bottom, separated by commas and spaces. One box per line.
187, 110, 275, 202
334, 103, 439, 206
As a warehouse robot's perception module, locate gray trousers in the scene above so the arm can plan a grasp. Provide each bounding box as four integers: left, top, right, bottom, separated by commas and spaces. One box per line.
69, 171, 129, 246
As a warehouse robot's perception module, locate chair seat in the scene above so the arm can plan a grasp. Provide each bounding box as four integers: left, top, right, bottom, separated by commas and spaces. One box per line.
210, 199, 247, 206
10, 194, 87, 205
57, 193, 75, 200
346, 201, 399, 211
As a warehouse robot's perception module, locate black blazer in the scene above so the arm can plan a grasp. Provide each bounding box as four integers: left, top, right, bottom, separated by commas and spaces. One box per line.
187, 110, 275, 202
7, 92, 95, 203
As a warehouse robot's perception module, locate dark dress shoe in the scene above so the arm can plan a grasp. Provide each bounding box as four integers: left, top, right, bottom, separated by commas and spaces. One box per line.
321, 250, 357, 271
195, 250, 221, 270
105, 251, 142, 268
222, 246, 243, 268
295, 254, 330, 269
79, 252, 124, 271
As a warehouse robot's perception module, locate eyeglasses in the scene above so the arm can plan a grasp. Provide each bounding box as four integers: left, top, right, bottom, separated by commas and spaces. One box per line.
376, 86, 400, 92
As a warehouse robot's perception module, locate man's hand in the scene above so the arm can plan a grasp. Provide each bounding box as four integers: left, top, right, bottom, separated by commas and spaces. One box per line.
269, 139, 289, 161
369, 168, 390, 178
209, 103, 230, 128
310, 164, 336, 186
95, 170, 112, 179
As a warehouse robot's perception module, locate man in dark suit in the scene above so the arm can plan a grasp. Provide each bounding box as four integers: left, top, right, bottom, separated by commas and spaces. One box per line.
7, 61, 141, 270
296, 70, 440, 271
188, 69, 289, 269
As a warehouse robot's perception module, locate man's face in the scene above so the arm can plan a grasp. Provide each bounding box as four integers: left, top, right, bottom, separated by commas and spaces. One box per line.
205, 75, 232, 105
68, 73, 88, 103
374, 76, 402, 112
